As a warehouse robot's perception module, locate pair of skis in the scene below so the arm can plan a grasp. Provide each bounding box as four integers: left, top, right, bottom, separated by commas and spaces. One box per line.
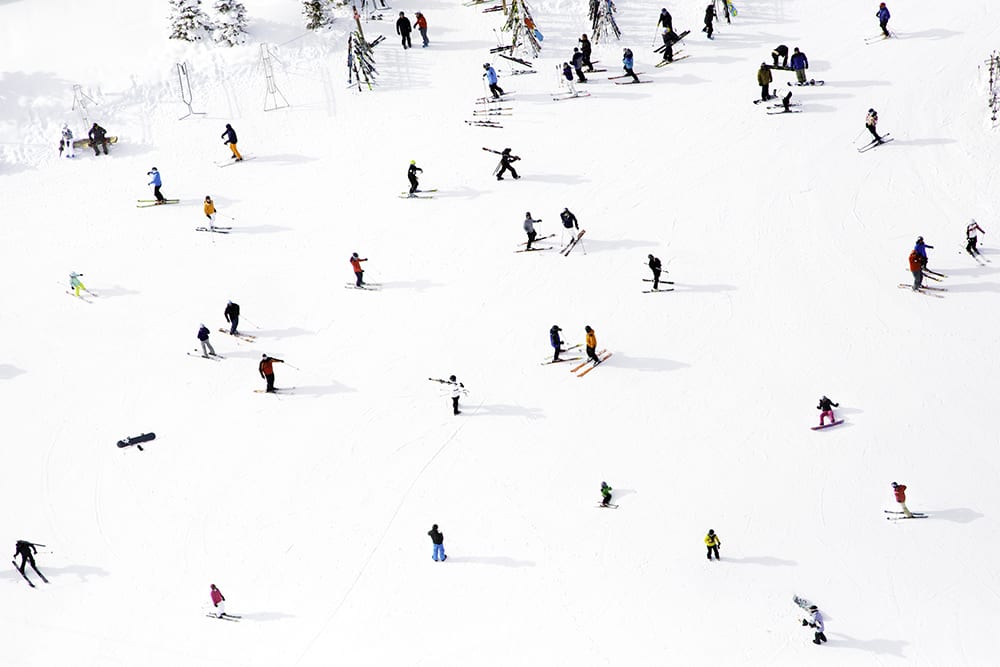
858, 133, 893, 152
561, 230, 585, 256
885, 510, 927, 520
12, 561, 48, 587
642, 278, 675, 293
345, 282, 381, 291
205, 613, 242, 621
136, 199, 179, 208
196, 226, 232, 234
571, 349, 612, 377
399, 189, 437, 199
541, 343, 582, 365
516, 233, 555, 253
218, 328, 256, 342
553, 91, 591, 101
188, 350, 224, 360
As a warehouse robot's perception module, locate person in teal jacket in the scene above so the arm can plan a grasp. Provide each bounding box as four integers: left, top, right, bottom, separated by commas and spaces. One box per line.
69, 272, 86, 297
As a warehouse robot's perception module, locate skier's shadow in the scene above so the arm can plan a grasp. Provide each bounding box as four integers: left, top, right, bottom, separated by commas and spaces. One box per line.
444, 556, 535, 568
474, 403, 544, 419
237, 611, 297, 622
724, 556, 797, 567
922, 508, 984, 524
0, 364, 26, 379
827, 633, 908, 658
2, 564, 109, 584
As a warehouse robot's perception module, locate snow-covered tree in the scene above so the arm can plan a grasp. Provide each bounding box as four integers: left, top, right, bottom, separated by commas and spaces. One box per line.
303, 0, 334, 31
169, 0, 214, 42
213, 0, 249, 46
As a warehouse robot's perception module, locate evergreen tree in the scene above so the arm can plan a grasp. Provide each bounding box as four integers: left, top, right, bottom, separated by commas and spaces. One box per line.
303, 0, 334, 31
213, 0, 249, 46
169, 0, 214, 42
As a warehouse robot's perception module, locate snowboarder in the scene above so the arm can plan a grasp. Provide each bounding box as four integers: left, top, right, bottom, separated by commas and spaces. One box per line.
483, 63, 504, 99
13, 540, 45, 579
802, 605, 827, 644
523, 212, 541, 249
414, 12, 428, 47
221, 123, 242, 161
622, 48, 640, 83
428, 524, 446, 561
69, 271, 86, 297
88, 122, 109, 156
259, 354, 284, 393
600, 481, 613, 507
908, 248, 924, 290
876, 2, 891, 37
648, 254, 663, 290
550, 325, 565, 362
204, 196, 218, 228
703, 3, 716, 39
817, 395, 839, 426
584, 325, 600, 364
865, 109, 883, 144
579, 34, 594, 72
660, 28, 679, 63
561, 63, 579, 96
224, 300, 240, 335
757, 63, 773, 101
704, 529, 721, 560
891, 481, 913, 518
396, 11, 412, 49
966, 219, 986, 257
560, 208, 579, 232
60, 123, 75, 158
447, 374, 464, 415
657, 8, 673, 31
496, 148, 520, 180
147, 167, 166, 203
790, 47, 809, 85
209, 584, 226, 618
350, 252, 368, 287
407, 160, 423, 196
771, 44, 789, 68
571, 48, 588, 82
197, 324, 217, 358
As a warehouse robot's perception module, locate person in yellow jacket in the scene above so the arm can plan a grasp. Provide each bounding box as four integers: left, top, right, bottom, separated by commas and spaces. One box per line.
705, 529, 721, 560
757, 62, 773, 102
204, 196, 218, 228
584, 325, 600, 364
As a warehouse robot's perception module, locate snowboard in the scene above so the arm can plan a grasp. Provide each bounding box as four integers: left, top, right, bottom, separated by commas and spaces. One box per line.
810, 420, 843, 431
117, 432, 155, 450
73, 136, 118, 149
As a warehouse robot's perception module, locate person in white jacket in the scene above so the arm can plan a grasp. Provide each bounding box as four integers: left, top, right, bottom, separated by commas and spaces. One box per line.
60, 124, 75, 158
802, 605, 827, 645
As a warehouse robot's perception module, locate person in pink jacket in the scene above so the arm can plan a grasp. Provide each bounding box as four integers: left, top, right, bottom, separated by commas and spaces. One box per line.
210, 584, 226, 618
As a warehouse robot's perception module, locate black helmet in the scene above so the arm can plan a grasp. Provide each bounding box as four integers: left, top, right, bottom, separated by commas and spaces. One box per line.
868, 108, 875, 113
483, 63, 490, 68
551, 325, 561, 331
708, 529, 715, 534
449, 374, 456, 381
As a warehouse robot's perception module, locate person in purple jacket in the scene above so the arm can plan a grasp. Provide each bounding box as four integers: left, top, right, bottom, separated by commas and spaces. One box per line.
876, 3, 891, 37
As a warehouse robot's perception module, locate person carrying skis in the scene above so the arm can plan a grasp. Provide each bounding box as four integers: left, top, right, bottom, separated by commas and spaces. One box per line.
584, 325, 600, 364
771, 44, 789, 68
396, 11, 412, 49
428, 524, 447, 561
60, 123, 75, 158
908, 248, 924, 290
704, 529, 721, 560
13, 540, 45, 579
622, 48, 640, 83
876, 2, 891, 37
790, 47, 809, 85
865, 109, 883, 144
210, 584, 226, 618
69, 271, 86, 297
259, 354, 284, 393
549, 325, 565, 362
560, 207, 579, 232
88, 122, 109, 156
204, 196, 218, 228
483, 63, 504, 99
579, 34, 594, 72
757, 63, 773, 102
414, 12, 429, 47
802, 605, 827, 644
648, 254, 664, 290
147, 167, 166, 203
407, 160, 423, 197
197, 324, 217, 358
561, 63, 579, 96
496, 148, 520, 180
817, 395, 839, 426
703, 3, 717, 39
600, 481, 613, 507
447, 374, 464, 415
657, 8, 673, 31
661, 28, 680, 63
891, 481, 913, 517
571, 48, 588, 83
350, 252, 368, 287
221, 123, 242, 161
224, 300, 240, 335
966, 219, 986, 258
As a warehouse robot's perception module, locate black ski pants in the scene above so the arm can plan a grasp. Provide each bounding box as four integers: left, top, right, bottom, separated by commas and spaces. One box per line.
867, 124, 881, 141
355, 270, 364, 287
400, 31, 412, 49
526, 230, 537, 249
17, 553, 42, 576
489, 83, 504, 98
497, 162, 518, 179
814, 631, 828, 644
704, 21, 713, 38
880, 20, 889, 37
586, 345, 599, 362
552, 346, 561, 362
706, 545, 720, 560
452, 396, 460, 415
760, 84, 770, 102
651, 268, 661, 290
966, 237, 979, 255
408, 174, 419, 194
153, 185, 165, 202
264, 373, 276, 392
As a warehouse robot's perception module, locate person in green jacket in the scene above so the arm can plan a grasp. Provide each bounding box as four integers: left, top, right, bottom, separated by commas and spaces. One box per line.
705, 529, 721, 560
757, 63, 773, 102
600, 481, 613, 507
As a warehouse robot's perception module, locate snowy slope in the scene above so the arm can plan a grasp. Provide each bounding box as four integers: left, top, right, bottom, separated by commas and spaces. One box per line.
3, 0, 1000, 664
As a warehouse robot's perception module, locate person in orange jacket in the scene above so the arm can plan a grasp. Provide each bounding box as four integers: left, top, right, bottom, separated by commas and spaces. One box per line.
891, 482, 913, 518
584, 325, 600, 364
350, 252, 368, 287
415, 12, 429, 47
204, 196, 218, 228
908, 249, 923, 291
259, 354, 285, 393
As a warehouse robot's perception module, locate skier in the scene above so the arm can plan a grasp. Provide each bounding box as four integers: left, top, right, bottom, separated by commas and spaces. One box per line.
496, 148, 520, 181
204, 195, 218, 228
88, 122, 109, 156
224, 300, 240, 335
407, 160, 423, 196
656, 8, 673, 31
790, 47, 809, 85
197, 324, 217, 358
908, 248, 924, 290
600, 481, 613, 507
523, 212, 542, 249
660, 28, 679, 63
549, 325, 565, 362
579, 34, 594, 72
771, 44, 789, 68
560, 207, 579, 232
865, 109, 883, 144
221, 123, 242, 161
350, 252, 368, 287
817, 395, 840, 426
209, 584, 226, 618
60, 123, 75, 158
147, 167, 166, 203
428, 524, 447, 561
571, 48, 588, 82
703, 3, 716, 39
483, 63, 504, 99
447, 374, 464, 415
966, 219, 986, 258
802, 605, 827, 645
561, 63, 579, 96
914, 236, 933, 268
622, 48, 640, 83
891, 481, 913, 518
69, 271, 86, 297
396, 11, 412, 49
757, 63, 773, 102
876, 2, 891, 37
584, 325, 600, 364
414, 11, 429, 47
259, 354, 284, 393
704, 529, 721, 560
648, 254, 663, 290
13, 540, 45, 580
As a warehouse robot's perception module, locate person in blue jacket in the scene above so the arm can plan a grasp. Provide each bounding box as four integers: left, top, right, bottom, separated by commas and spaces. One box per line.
914, 236, 933, 268
549, 325, 565, 362
876, 2, 890, 37
622, 48, 639, 83
483, 63, 504, 99
147, 167, 166, 203
790, 47, 809, 84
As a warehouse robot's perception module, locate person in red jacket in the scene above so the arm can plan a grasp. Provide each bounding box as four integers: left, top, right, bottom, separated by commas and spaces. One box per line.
350, 252, 368, 287
907, 249, 923, 291
259, 354, 285, 393
415, 12, 429, 47
891, 482, 913, 518
210, 584, 226, 618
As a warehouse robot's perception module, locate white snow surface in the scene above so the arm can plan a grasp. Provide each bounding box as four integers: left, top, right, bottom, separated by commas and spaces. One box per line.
2, 0, 1000, 665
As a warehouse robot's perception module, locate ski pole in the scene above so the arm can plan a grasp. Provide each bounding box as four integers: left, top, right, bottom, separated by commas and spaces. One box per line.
241, 317, 261, 329
851, 128, 866, 142
284, 362, 301, 371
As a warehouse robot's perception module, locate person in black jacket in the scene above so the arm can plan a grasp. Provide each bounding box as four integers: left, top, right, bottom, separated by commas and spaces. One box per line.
571, 48, 588, 82
657, 8, 673, 31
560, 208, 579, 232
817, 396, 840, 427
407, 160, 423, 196
578, 34, 594, 72
224, 301, 240, 335
660, 27, 680, 63
428, 524, 447, 561
496, 148, 520, 180
771, 44, 789, 68
88, 122, 109, 156
396, 12, 412, 49
648, 254, 664, 290
14, 540, 46, 579
221, 123, 242, 161
703, 3, 716, 39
